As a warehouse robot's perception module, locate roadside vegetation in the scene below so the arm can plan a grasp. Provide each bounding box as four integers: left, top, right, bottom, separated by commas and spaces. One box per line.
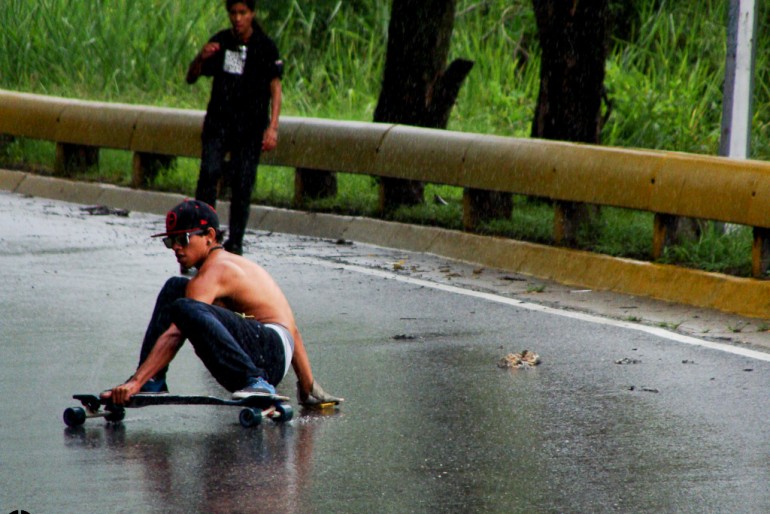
0, 0, 766, 277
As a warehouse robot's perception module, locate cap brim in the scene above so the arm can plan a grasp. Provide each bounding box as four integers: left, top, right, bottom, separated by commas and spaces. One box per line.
150, 228, 205, 238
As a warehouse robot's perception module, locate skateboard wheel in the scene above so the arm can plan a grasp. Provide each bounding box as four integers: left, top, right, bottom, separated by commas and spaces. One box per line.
63, 407, 86, 427
239, 407, 262, 428
105, 408, 125, 423
275, 403, 293, 422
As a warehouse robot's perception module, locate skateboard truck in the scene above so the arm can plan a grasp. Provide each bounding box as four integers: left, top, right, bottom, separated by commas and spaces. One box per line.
63, 395, 126, 425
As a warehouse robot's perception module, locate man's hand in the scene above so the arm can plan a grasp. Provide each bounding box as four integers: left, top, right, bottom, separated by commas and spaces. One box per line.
186, 42, 221, 84
100, 378, 141, 405
200, 42, 221, 60
297, 380, 343, 407
262, 126, 278, 152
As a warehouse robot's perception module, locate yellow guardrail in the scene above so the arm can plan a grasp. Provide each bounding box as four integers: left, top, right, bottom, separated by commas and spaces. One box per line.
2, 89, 770, 278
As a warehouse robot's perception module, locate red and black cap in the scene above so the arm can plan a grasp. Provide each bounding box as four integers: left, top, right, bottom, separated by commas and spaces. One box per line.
151, 199, 220, 238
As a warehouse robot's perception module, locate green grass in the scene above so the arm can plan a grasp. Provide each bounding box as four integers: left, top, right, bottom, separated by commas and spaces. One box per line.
479, 197, 554, 244
602, 1, 727, 154
1, 0, 768, 277
659, 224, 753, 276
0, 138, 56, 174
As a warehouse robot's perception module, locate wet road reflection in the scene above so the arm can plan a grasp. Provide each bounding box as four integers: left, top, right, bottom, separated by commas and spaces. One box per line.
62, 410, 334, 513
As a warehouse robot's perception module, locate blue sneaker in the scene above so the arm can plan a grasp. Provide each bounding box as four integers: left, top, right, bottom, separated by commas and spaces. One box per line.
139, 377, 168, 394
232, 377, 275, 399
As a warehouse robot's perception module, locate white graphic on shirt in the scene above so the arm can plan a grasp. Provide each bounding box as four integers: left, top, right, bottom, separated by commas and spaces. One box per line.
223, 49, 245, 75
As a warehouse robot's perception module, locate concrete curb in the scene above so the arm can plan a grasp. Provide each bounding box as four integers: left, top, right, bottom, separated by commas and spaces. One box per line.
3, 168, 769, 319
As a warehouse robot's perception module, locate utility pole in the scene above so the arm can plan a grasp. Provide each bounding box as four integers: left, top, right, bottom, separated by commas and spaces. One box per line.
718, 0, 757, 236
719, 0, 757, 159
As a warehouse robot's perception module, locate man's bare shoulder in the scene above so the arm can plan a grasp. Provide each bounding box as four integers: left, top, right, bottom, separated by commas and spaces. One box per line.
197, 251, 274, 287
196, 251, 247, 277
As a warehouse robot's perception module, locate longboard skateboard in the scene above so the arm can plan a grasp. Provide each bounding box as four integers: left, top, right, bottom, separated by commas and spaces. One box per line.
63, 393, 293, 428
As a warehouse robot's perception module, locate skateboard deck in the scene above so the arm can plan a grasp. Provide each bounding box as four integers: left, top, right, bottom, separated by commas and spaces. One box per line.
63, 393, 293, 428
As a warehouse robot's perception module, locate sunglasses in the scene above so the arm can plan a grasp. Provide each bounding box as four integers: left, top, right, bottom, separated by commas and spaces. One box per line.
162, 230, 206, 249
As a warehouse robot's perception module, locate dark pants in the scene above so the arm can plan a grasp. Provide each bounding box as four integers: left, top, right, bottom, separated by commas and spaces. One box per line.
139, 277, 286, 391
195, 133, 262, 249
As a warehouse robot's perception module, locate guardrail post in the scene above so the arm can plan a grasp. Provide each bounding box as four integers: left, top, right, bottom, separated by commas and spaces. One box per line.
752, 227, 770, 278
462, 189, 513, 231
553, 201, 573, 245
55, 143, 98, 177
0, 134, 14, 151
652, 213, 677, 259
132, 152, 175, 188
293, 168, 337, 206
379, 178, 424, 213
554, 201, 599, 246
653, 214, 703, 260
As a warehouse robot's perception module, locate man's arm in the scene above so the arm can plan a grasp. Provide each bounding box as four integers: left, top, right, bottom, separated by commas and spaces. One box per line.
291, 329, 314, 395
186, 42, 221, 84
103, 324, 185, 404
292, 329, 344, 406
262, 77, 282, 151
104, 250, 225, 403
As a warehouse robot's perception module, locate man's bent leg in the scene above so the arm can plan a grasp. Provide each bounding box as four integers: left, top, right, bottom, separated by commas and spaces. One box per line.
231, 324, 294, 398
169, 298, 285, 392
137, 277, 189, 391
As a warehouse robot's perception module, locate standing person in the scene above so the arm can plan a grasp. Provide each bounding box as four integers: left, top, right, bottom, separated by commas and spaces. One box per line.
186, 0, 282, 256
101, 200, 341, 408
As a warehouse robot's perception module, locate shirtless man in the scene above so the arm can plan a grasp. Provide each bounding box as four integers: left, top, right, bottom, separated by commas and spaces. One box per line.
101, 199, 341, 407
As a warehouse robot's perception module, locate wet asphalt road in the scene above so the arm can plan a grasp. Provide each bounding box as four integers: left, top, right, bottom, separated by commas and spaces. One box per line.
1, 191, 769, 513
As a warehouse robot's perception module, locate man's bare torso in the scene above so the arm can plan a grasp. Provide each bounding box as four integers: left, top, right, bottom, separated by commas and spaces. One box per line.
186, 249, 297, 333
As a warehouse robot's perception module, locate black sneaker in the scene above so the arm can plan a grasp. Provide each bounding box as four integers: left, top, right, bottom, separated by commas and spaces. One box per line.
232, 377, 275, 399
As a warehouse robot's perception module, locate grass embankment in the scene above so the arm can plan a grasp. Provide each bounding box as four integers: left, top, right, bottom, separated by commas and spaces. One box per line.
0, 0, 767, 276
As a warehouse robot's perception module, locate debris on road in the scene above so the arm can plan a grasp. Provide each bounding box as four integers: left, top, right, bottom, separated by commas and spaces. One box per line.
80, 205, 129, 217
498, 350, 540, 369
627, 386, 660, 393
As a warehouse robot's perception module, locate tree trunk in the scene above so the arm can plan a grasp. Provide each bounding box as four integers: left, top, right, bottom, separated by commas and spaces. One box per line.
374, 0, 473, 212
531, 0, 609, 246
293, 167, 338, 206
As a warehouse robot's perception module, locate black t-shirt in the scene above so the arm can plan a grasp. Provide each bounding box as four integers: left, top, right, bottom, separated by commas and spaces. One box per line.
200, 24, 282, 142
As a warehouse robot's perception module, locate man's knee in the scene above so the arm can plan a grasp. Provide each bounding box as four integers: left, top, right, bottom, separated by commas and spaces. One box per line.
151, 277, 189, 314
168, 297, 200, 323
159, 277, 189, 298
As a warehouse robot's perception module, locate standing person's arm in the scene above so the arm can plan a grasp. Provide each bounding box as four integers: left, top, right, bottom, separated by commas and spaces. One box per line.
262, 77, 282, 151
186, 42, 221, 84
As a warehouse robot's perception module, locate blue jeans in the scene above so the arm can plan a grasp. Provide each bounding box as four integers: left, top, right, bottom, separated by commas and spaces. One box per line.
195, 132, 262, 249
139, 277, 286, 391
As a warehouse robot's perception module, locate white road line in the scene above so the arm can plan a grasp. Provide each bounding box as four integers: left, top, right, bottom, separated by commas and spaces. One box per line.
297, 257, 770, 363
